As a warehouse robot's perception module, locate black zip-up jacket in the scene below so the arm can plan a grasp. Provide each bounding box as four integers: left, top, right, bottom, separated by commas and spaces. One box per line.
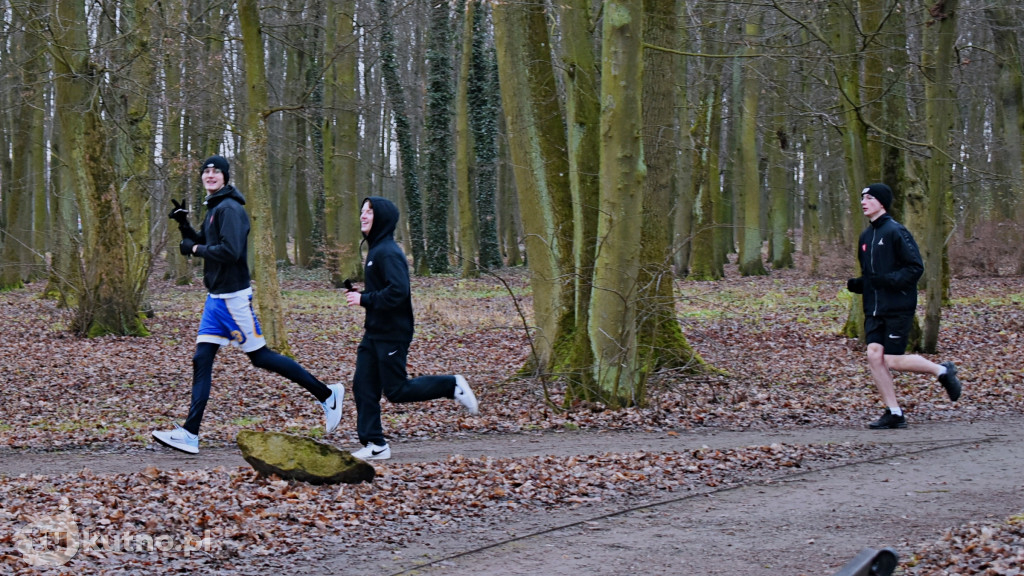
848, 213, 923, 316
178, 185, 252, 295
359, 196, 414, 342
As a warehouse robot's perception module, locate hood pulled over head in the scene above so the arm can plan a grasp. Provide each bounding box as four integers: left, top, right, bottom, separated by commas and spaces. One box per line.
362, 196, 399, 245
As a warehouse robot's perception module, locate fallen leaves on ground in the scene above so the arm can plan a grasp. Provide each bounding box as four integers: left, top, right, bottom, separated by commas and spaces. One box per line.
1, 264, 1023, 573
1, 442, 900, 575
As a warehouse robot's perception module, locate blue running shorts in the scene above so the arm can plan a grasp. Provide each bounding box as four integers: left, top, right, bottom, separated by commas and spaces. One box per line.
196, 288, 266, 353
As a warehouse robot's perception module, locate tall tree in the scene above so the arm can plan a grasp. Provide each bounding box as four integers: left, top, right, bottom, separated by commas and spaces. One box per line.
378, 0, 427, 274
492, 0, 575, 371
555, 0, 601, 399
468, 1, 502, 271
637, 0, 702, 398
921, 0, 959, 352
51, 0, 147, 336
829, 0, 867, 245
768, 43, 794, 270
285, 0, 316, 268
455, 0, 479, 277
424, 0, 455, 272
113, 0, 158, 305
736, 8, 767, 277
238, 0, 292, 353
688, 5, 727, 281
1, 3, 45, 289
323, 0, 362, 286
588, 0, 645, 403
983, 1, 1024, 272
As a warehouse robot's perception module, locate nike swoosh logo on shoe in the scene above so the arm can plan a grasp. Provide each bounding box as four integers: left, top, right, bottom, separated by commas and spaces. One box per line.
330, 398, 336, 410
371, 448, 386, 456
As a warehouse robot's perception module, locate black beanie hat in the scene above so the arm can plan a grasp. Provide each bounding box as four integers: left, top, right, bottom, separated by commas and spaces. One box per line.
201, 155, 230, 185
862, 183, 893, 212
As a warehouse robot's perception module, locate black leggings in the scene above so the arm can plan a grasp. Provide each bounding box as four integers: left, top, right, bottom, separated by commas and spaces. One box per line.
182, 343, 331, 434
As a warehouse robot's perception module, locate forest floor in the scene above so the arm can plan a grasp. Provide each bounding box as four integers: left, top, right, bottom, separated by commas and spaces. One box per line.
2, 256, 1023, 574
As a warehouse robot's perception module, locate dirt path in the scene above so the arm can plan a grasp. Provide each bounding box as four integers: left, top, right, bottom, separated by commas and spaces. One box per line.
3, 417, 1021, 575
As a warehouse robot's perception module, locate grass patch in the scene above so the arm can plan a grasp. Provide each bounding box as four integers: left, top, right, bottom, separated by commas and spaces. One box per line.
230, 416, 264, 427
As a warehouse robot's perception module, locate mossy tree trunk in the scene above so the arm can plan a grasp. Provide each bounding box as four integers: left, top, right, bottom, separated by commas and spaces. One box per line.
768, 51, 794, 270
554, 0, 601, 400
736, 10, 767, 277
238, 0, 291, 353
493, 0, 576, 372
921, 0, 959, 353
114, 0, 157, 308
636, 0, 703, 404
51, 0, 147, 337
588, 0, 645, 405
323, 0, 362, 286
455, 0, 479, 278
688, 7, 727, 282
377, 0, 427, 274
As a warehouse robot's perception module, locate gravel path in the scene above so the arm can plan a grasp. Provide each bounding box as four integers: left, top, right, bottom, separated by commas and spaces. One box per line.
5, 416, 1018, 575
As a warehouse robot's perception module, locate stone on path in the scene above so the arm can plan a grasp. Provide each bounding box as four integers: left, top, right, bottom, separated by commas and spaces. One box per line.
236, 430, 375, 485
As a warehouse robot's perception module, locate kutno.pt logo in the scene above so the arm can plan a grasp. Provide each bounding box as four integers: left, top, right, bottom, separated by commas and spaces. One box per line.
14, 506, 81, 567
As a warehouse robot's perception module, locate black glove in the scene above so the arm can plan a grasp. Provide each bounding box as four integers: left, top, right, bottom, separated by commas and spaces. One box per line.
169, 198, 190, 225
847, 277, 863, 294
180, 238, 195, 256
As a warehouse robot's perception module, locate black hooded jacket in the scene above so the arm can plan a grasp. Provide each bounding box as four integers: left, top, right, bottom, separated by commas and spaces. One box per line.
359, 196, 414, 342
179, 185, 252, 295
848, 213, 923, 316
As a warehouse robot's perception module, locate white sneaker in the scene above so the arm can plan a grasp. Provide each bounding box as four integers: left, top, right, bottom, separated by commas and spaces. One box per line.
453, 375, 478, 415
321, 384, 344, 434
351, 442, 391, 461
152, 425, 199, 454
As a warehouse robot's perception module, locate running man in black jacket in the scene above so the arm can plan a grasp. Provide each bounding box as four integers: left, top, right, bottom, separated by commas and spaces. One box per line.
153, 155, 343, 454
847, 183, 962, 429
344, 196, 478, 460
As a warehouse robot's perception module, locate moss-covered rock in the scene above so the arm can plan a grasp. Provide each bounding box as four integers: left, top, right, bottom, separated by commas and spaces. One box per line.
236, 430, 375, 485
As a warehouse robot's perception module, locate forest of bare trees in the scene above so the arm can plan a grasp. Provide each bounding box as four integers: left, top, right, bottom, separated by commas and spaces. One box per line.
1, 0, 1022, 404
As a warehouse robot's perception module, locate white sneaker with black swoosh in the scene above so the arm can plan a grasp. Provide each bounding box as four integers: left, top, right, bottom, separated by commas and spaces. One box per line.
453, 375, 479, 415
321, 384, 344, 434
352, 442, 391, 461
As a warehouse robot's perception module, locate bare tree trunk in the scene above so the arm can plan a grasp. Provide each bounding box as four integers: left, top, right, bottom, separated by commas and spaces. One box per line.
830, 0, 867, 245
589, 0, 644, 405
116, 0, 157, 305
378, 0, 427, 274
637, 0, 703, 398
1, 5, 42, 289
688, 7, 726, 281
455, 0, 479, 277
51, 0, 147, 337
983, 1, 1024, 272
323, 0, 362, 286
555, 0, 600, 399
492, 0, 575, 372
736, 10, 766, 277
921, 0, 959, 352
238, 0, 291, 353
285, 0, 315, 268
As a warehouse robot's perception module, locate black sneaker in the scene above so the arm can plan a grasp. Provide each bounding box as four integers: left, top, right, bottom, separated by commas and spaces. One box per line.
938, 362, 961, 401
869, 409, 907, 429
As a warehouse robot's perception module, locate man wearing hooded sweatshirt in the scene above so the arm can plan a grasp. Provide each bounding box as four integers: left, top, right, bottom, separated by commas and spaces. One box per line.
847, 183, 962, 429
344, 196, 479, 460
153, 155, 343, 454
